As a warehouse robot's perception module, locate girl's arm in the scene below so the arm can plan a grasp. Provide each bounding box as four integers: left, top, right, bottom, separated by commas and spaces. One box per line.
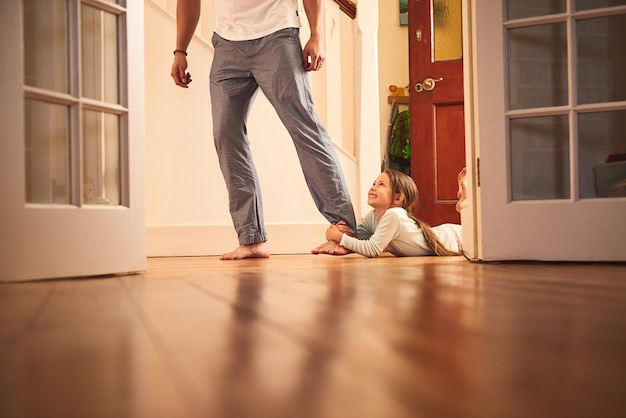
339, 211, 402, 258
325, 212, 375, 243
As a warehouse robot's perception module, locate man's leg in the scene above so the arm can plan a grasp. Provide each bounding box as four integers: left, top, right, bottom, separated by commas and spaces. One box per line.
253, 29, 357, 234
210, 33, 270, 259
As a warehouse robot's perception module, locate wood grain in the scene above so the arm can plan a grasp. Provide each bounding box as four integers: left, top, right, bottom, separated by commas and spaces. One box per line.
1, 255, 625, 418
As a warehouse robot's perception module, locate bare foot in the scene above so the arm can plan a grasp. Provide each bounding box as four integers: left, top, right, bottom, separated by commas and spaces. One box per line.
311, 240, 351, 256
312, 240, 338, 254
328, 245, 351, 255
220, 241, 270, 260
456, 167, 468, 213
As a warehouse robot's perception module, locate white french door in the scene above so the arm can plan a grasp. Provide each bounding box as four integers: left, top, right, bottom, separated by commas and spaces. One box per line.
0, 0, 145, 281
468, 0, 626, 261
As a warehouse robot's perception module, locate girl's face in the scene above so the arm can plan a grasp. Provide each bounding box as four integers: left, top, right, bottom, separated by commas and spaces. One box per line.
367, 173, 400, 210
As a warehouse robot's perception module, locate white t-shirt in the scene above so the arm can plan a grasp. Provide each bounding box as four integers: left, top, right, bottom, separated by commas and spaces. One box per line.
340, 207, 463, 258
214, 0, 301, 41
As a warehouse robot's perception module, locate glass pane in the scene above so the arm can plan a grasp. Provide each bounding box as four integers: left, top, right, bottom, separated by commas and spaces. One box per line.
25, 100, 71, 204
577, 14, 626, 104
576, 0, 626, 11
433, 0, 463, 62
510, 116, 570, 200
83, 111, 121, 205
506, 0, 566, 20
579, 111, 626, 198
508, 23, 568, 110
23, 0, 69, 92
82, 5, 120, 103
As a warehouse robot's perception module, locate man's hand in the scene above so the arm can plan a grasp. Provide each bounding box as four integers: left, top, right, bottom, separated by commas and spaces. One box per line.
171, 54, 192, 88
302, 36, 325, 72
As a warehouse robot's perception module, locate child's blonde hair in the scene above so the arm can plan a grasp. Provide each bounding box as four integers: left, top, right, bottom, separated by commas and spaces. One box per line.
384, 169, 459, 256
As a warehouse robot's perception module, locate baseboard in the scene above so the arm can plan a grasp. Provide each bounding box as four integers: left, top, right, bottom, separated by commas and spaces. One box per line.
147, 223, 329, 257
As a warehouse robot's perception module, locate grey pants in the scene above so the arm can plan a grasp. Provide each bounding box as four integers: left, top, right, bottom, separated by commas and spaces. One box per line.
210, 28, 356, 245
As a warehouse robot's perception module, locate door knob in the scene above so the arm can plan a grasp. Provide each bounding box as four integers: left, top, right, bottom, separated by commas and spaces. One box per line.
414, 77, 443, 93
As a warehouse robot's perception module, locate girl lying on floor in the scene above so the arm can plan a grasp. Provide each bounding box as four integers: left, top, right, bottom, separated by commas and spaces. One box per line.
312, 168, 467, 257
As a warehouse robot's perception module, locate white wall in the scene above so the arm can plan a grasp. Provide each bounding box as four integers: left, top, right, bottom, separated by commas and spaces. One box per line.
144, 0, 374, 256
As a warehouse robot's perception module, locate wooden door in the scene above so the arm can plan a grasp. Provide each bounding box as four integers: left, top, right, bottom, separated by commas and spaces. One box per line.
408, 0, 465, 226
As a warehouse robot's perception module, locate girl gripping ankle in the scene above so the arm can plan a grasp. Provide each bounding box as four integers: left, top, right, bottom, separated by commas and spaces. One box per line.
324, 169, 463, 258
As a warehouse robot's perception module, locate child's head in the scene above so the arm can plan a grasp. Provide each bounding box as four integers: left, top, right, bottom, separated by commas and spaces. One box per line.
374, 169, 459, 256
383, 169, 418, 213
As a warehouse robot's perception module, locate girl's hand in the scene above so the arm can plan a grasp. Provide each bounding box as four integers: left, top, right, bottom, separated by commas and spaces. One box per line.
325, 224, 343, 242
334, 221, 354, 236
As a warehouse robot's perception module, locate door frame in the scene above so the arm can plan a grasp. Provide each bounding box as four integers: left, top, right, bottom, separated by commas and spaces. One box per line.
408, 0, 466, 227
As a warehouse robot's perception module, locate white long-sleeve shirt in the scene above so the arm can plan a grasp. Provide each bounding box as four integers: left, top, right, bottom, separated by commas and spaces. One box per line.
339, 207, 462, 258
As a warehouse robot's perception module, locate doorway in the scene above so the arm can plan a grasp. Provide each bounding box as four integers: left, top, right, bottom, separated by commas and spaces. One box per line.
408, 0, 466, 226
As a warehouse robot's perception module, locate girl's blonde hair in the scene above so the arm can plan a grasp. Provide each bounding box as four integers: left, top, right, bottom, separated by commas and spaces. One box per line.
384, 169, 459, 256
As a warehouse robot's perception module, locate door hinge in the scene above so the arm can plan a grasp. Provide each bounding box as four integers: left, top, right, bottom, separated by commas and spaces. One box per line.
476, 158, 480, 187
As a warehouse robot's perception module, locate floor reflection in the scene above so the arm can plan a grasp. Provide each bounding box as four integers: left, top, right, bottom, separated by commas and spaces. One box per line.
213, 264, 360, 418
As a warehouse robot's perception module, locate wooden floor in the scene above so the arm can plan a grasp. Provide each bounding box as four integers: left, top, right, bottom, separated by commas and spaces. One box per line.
1, 255, 626, 418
